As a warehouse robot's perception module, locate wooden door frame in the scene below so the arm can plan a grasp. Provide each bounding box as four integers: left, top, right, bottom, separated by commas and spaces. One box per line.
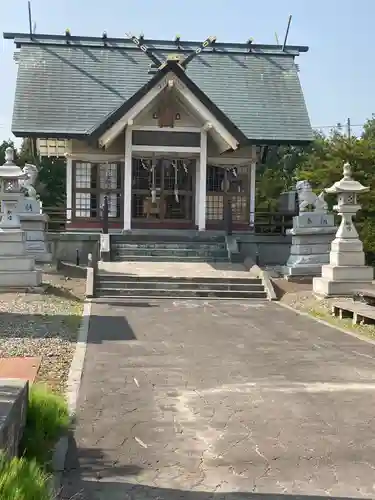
131, 157, 196, 227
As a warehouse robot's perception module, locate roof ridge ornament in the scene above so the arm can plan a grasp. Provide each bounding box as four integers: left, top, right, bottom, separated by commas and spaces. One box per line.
126, 31, 217, 72
125, 32, 163, 68
180, 35, 217, 68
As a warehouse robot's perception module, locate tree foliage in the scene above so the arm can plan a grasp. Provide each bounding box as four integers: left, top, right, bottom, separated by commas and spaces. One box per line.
258, 116, 375, 255
0, 138, 66, 208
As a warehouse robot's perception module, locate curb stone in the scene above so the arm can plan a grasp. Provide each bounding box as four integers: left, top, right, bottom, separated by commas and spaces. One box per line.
51, 299, 92, 497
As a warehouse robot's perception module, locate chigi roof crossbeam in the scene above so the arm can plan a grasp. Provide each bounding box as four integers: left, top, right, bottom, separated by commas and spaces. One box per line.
126, 32, 218, 70
125, 32, 163, 68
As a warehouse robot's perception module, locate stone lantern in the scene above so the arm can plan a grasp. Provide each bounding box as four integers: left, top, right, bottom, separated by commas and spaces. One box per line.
0, 147, 41, 287
0, 147, 26, 228
313, 162, 373, 296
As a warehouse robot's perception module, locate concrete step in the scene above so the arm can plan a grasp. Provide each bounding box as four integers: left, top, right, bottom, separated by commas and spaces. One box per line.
94, 295, 267, 301
112, 233, 225, 243
112, 255, 229, 262
97, 280, 264, 292
95, 287, 267, 299
113, 248, 228, 258
113, 243, 226, 250
97, 274, 262, 285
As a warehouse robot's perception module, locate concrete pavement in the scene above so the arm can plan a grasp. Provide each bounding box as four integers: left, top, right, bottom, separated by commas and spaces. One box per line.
61, 299, 375, 499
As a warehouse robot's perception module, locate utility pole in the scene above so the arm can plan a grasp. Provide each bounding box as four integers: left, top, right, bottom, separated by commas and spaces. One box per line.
347, 117, 351, 139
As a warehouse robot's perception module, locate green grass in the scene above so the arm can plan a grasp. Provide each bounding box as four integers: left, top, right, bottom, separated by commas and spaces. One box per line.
309, 307, 375, 340
0, 452, 52, 500
20, 384, 70, 468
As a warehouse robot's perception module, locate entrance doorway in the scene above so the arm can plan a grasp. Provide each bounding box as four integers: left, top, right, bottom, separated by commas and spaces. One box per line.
132, 158, 195, 227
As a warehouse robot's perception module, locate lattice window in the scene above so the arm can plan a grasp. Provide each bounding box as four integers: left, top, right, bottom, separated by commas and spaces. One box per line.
230, 195, 248, 221
75, 192, 91, 218
37, 138, 68, 158
99, 164, 118, 190
206, 195, 224, 220
75, 162, 92, 189
207, 166, 225, 192
74, 162, 122, 219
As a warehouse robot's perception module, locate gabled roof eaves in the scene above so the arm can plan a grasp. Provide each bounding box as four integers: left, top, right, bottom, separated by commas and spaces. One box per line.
9, 36, 313, 144
88, 65, 169, 138
89, 61, 248, 145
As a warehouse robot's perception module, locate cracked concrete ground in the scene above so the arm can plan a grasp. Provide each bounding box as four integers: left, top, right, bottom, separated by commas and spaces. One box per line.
61, 299, 375, 499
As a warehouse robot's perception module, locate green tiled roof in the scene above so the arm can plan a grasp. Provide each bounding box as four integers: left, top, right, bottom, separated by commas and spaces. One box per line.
7, 35, 313, 144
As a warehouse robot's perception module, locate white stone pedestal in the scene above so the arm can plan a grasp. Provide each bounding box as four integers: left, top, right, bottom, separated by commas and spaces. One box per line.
18, 198, 52, 263
284, 213, 336, 279
0, 229, 41, 287
313, 231, 373, 296
0, 147, 41, 287
313, 162, 373, 297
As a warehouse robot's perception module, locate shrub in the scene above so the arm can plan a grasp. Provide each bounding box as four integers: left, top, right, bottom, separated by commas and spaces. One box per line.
0, 452, 52, 500
20, 384, 70, 467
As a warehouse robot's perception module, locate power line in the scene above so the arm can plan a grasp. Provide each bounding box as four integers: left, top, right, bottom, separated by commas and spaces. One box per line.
313, 123, 364, 130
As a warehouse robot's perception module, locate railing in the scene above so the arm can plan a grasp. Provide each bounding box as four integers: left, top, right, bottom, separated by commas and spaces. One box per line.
43, 205, 295, 235
44, 206, 67, 232
254, 212, 295, 235
44, 199, 110, 233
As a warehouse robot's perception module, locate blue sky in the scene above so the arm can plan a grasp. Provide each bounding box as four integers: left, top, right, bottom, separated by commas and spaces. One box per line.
0, 0, 374, 143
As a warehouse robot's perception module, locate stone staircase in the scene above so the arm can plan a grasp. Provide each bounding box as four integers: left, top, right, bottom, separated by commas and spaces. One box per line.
95, 232, 268, 300
111, 232, 229, 263
95, 274, 267, 300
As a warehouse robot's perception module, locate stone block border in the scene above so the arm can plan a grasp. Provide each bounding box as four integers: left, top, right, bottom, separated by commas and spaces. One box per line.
51, 299, 92, 495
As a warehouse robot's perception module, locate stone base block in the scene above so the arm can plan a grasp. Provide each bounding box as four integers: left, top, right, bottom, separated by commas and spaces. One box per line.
329, 251, 365, 267
29, 252, 53, 263
288, 226, 337, 236
0, 270, 42, 287
25, 237, 52, 263
321, 264, 373, 282
283, 263, 325, 277
0, 256, 36, 272
0, 379, 28, 458
0, 242, 26, 255
0, 230, 25, 242
331, 239, 363, 253
292, 212, 335, 228
313, 277, 373, 297
290, 243, 331, 255
286, 253, 330, 267
291, 234, 337, 246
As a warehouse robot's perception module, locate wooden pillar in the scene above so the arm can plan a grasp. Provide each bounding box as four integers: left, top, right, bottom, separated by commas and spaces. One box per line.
66, 157, 73, 222
249, 145, 257, 229
195, 158, 200, 227
123, 126, 132, 231
198, 130, 207, 231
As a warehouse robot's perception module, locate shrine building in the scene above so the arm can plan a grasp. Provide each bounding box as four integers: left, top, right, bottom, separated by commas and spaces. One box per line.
4, 31, 313, 232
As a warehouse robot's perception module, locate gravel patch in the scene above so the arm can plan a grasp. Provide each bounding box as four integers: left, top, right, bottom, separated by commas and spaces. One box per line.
0, 271, 85, 394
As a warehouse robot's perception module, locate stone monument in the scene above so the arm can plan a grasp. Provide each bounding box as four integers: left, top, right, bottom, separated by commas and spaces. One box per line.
283, 180, 337, 279
17, 162, 52, 263
0, 147, 41, 286
313, 162, 373, 296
